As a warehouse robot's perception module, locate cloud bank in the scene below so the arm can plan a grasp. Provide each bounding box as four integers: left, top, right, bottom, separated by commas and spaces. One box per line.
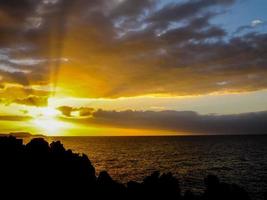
59, 108, 267, 135
0, 0, 266, 99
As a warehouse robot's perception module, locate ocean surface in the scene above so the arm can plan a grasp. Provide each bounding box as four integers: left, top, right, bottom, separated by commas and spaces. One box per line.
26, 135, 267, 199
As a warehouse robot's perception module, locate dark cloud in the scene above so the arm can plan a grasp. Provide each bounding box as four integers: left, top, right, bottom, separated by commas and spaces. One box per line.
79, 107, 95, 117
0, 115, 32, 121
0, 70, 30, 86
110, 0, 154, 18
0, 0, 35, 18
0, 0, 267, 98
0, 85, 50, 104
147, 0, 234, 24
13, 95, 48, 107
63, 109, 267, 135
57, 106, 95, 117
57, 106, 74, 117
0, 0, 73, 91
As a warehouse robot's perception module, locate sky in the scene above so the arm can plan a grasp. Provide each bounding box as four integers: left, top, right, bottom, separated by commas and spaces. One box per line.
0, 0, 267, 136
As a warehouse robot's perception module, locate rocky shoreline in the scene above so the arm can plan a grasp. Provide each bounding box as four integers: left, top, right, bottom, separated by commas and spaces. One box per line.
0, 136, 265, 200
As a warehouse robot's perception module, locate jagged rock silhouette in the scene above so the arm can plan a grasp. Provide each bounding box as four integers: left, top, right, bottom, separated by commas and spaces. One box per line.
0, 136, 254, 199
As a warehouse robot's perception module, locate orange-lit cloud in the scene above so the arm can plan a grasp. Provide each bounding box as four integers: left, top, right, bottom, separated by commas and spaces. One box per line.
0, 0, 267, 135
13, 95, 48, 107
0, 0, 266, 100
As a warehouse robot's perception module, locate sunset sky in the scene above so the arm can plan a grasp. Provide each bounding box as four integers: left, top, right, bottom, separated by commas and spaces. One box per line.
0, 0, 267, 136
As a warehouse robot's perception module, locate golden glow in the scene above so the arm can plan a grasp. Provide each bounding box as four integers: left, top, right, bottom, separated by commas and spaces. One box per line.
0, 0, 267, 137
29, 105, 73, 136
32, 118, 73, 136
25, 105, 60, 118
38, 107, 60, 117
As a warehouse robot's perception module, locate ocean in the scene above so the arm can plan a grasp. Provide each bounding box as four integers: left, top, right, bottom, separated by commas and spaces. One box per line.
25, 135, 267, 199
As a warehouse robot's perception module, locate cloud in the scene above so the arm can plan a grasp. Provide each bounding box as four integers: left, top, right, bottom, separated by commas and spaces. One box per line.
13, 95, 48, 107
0, 115, 32, 121
0, 84, 50, 104
0, 0, 73, 91
79, 107, 95, 116
62, 109, 267, 135
147, 0, 234, 24
0, 0, 267, 99
57, 106, 95, 117
251, 19, 264, 27
234, 19, 266, 34
57, 106, 73, 117
110, 0, 154, 19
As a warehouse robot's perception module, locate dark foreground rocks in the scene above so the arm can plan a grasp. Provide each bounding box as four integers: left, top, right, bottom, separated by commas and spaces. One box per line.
0, 136, 259, 199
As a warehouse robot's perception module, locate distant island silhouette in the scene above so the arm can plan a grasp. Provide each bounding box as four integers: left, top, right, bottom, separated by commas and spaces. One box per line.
0, 132, 45, 138
0, 136, 265, 200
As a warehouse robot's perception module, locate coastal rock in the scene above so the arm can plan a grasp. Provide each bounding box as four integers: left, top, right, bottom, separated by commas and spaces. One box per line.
0, 136, 255, 199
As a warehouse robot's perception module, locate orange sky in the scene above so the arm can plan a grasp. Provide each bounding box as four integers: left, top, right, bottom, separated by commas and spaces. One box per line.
0, 0, 267, 136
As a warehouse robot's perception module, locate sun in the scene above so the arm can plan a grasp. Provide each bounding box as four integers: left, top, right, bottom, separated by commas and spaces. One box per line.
38, 107, 60, 117
27, 105, 60, 118
30, 106, 73, 136
32, 118, 72, 136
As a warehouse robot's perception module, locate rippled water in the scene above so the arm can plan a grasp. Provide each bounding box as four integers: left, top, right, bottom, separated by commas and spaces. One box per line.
27, 135, 267, 199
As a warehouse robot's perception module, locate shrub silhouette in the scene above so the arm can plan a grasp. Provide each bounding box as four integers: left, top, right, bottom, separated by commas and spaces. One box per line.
0, 136, 256, 199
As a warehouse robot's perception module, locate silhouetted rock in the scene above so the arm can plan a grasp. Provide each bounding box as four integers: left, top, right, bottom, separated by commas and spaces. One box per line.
184, 190, 198, 200
50, 140, 66, 153
0, 136, 255, 199
203, 174, 250, 200
97, 171, 126, 198
141, 171, 181, 199
26, 137, 50, 155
